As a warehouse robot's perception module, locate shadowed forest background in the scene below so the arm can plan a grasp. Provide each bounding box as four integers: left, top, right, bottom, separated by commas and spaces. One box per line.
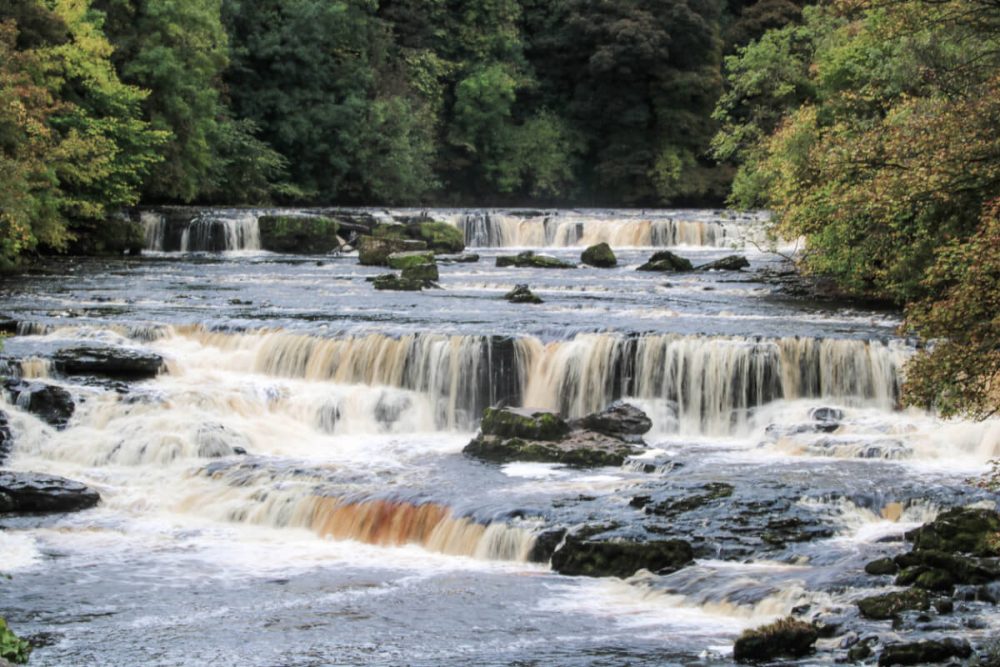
0, 0, 998, 416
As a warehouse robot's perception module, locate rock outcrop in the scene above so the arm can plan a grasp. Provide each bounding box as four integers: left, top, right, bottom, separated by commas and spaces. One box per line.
733, 617, 818, 663
550, 534, 693, 578
0, 471, 100, 514
696, 255, 750, 271
496, 251, 575, 269
358, 236, 428, 266
53, 346, 163, 380
258, 215, 341, 253
581, 243, 617, 268
504, 285, 542, 304
3, 380, 74, 428
637, 250, 693, 272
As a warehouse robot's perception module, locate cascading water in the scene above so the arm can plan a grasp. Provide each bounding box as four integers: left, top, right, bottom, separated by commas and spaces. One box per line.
143, 209, 261, 252
3, 207, 999, 667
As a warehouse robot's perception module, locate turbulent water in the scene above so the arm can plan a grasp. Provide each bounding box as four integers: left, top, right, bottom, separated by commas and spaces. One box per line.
1, 208, 998, 666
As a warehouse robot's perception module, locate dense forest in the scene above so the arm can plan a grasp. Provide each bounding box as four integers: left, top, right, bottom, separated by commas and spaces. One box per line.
0, 0, 997, 416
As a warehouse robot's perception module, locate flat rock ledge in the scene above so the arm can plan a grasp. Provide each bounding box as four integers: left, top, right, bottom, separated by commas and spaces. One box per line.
0, 471, 100, 514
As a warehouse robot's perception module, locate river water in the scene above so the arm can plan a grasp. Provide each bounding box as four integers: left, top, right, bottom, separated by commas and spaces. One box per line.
1, 209, 998, 666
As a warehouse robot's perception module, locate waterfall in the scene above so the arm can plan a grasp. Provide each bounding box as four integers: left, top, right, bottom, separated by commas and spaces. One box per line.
164, 327, 908, 435
451, 211, 739, 248
143, 210, 261, 252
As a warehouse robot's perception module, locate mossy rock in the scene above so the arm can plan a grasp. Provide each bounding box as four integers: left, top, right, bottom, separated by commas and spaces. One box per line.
480, 407, 570, 441
696, 255, 750, 271
401, 263, 439, 283
258, 215, 340, 253
387, 251, 436, 270
907, 506, 1000, 556
505, 284, 542, 304
372, 223, 408, 240
894, 548, 999, 585
550, 535, 693, 578
857, 588, 929, 619
733, 617, 818, 663
637, 250, 693, 272
358, 237, 428, 266
372, 274, 423, 291
496, 251, 575, 269
877, 638, 971, 666
865, 557, 900, 576
415, 221, 465, 253
581, 242, 617, 268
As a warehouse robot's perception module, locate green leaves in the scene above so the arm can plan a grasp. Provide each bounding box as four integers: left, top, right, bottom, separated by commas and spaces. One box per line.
0, 617, 31, 664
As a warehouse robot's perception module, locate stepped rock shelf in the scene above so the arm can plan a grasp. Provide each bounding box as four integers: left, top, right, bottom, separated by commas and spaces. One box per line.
1, 207, 998, 667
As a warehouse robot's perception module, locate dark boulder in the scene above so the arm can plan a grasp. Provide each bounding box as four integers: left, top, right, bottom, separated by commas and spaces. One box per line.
878, 638, 971, 666
480, 407, 570, 441
696, 255, 750, 271
857, 588, 929, 619
0, 471, 100, 514
550, 534, 693, 578
0, 411, 11, 464
865, 557, 900, 576
894, 548, 999, 585
465, 429, 643, 467
733, 617, 818, 663
52, 346, 163, 380
371, 274, 423, 291
401, 263, 439, 283
496, 251, 575, 269
258, 215, 341, 254
906, 506, 1000, 556
358, 236, 428, 266
637, 250, 693, 272
581, 243, 617, 268
4, 380, 74, 428
504, 284, 542, 304
576, 401, 652, 439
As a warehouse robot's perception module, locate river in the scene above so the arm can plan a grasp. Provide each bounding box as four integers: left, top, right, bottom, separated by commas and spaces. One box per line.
0, 209, 997, 666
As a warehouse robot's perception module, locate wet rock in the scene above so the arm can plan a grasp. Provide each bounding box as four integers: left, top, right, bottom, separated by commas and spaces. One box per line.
857, 588, 930, 620
410, 221, 465, 253
258, 215, 341, 253
849, 643, 874, 661
581, 243, 617, 268
358, 236, 427, 266
528, 528, 567, 563
732, 617, 818, 663
0, 471, 100, 514
695, 255, 750, 271
976, 581, 1000, 604
480, 408, 570, 441
877, 638, 971, 666
400, 263, 440, 283
371, 274, 423, 291
636, 250, 693, 272
387, 251, 436, 271
646, 483, 734, 517
504, 284, 543, 304
52, 346, 163, 380
907, 506, 1000, 556
496, 251, 575, 269
575, 400, 652, 439
810, 406, 844, 423
3, 380, 74, 428
933, 598, 954, 614
0, 411, 11, 464
438, 253, 480, 263
550, 534, 693, 578
895, 565, 955, 592
464, 429, 640, 467
866, 557, 900, 576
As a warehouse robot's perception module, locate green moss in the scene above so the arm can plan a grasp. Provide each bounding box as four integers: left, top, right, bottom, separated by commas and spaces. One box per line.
865, 557, 900, 576
372, 274, 423, 291
581, 242, 617, 267
387, 251, 435, 270
358, 237, 428, 266
0, 617, 31, 664
258, 215, 340, 254
856, 588, 929, 620
401, 263, 439, 282
416, 222, 465, 253
372, 223, 408, 240
733, 617, 818, 663
908, 507, 1000, 556
495, 251, 575, 269
481, 407, 570, 441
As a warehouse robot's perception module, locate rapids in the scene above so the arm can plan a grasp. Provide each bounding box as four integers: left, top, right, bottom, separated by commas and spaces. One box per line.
0, 208, 997, 666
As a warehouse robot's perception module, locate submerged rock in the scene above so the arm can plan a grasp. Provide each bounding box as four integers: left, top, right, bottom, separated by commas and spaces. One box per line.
258, 215, 340, 253
877, 638, 971, 666
3, 380, 74, 428
53, 346, 163, 380
400, 263, 439, 283
575, 401, 652, 439
504, 284, 542, 304
550, 534, 693, 578
733, 617, 818, 663
0, 471, 100, 514
372, 274, 423, 291
496, 251, 575, 269
637, 250, 693, 272
696, 255, 750, 271
857, 588, 929, 619
358, 236, 428, 266
437, 253, 480, 264
581, 242, 617, 268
